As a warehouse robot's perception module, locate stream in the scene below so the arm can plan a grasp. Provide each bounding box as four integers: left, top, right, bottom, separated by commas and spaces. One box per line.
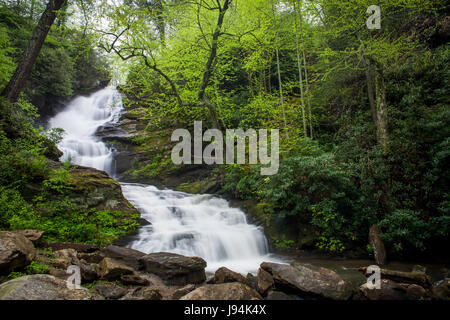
49, 87, 448, 283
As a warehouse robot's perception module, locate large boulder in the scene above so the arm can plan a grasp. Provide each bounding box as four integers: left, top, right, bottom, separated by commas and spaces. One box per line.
207, 267, 248, 285
369, 225, 386, 265
100, 245, 145, 270
260, 262, 353, 300
180, 282, 262, 300
99, 257, 134, 280
139, 252, 206, 286
0, 231, 35, 274
12, 230, 44, 244
0, 274, 94, 300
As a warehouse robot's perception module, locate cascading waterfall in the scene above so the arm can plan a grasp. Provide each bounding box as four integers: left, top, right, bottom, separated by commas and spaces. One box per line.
49, 87, 123, 175
49, 87, 277, 274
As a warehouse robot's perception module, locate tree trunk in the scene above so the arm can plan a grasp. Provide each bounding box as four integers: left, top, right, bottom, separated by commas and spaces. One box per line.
197, 0, 230, 129
363, 58, 378, 126
375, 66, 388, 151
298, 0, 313, 139
1, 0, 67, 103
294, 0, 308, 137
275, 33, 288, 137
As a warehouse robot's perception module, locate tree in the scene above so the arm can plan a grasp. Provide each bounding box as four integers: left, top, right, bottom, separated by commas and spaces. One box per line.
1, 0, 67, 103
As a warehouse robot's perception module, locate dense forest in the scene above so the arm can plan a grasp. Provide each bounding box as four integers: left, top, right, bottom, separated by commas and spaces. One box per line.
0, 0, 448, 283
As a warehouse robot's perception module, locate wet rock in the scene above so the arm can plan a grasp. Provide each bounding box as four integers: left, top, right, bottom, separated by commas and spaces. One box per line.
369, 225, 386, 265
207, 267, 248, 285
432, 279, 450, 300
0, 274, 94, 300
257, 267, 274, 296
94, 283, 128, 299
180, 282, 262, 300
101, 245, 145, 270
0, 231, 35, 274
172, 284, 196, 300
261, 262, 354, 300
12, 230, 44, 244
139, 252, 207, 286
99, 258, 134, 280
120, 273, 150, 286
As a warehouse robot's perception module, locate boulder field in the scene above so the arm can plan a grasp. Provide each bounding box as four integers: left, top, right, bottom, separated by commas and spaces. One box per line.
0, 231, 448, 300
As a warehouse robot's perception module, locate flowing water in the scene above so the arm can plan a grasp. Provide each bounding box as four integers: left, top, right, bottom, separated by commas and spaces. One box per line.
49, 87, 277, 274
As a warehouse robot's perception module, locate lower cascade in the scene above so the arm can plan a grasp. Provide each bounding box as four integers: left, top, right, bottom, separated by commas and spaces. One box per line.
49, 87, 276, 274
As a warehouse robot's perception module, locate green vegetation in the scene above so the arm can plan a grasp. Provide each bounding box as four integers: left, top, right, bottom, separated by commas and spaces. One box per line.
0, 0, 448, 262
103, 0, 448, 259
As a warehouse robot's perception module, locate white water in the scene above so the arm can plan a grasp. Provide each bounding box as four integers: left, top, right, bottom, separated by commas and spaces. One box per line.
49, 87, 277, 274
49, 87, 123, 175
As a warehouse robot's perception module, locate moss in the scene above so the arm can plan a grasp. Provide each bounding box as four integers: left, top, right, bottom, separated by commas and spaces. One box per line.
177, 177, 217, 194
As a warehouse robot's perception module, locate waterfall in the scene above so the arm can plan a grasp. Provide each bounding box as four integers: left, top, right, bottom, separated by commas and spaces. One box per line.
49, 87, 123, 175
49, 87, 277, 274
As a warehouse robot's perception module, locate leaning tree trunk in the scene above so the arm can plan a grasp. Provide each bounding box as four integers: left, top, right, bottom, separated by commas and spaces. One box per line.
1, 0, 67, 103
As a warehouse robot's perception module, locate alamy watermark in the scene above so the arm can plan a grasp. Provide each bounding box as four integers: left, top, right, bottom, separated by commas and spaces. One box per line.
366, 265, 381, 289
171, 121, 279, 175
367, 5, 381, 30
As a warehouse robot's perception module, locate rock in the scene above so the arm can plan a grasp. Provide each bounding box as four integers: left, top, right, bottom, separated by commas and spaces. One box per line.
53, 249, 78, 262
266, 290, 295, 300
180, 282, 263, 300
77, 252, 104, 264
99, 258, 134, 280
49, 268, 69, 280
120, 287, 162, 300
433, 279, 450, 300
51, 258, 71, 270
172, 284, 196, 300
257, 267, 274, 296
120, 274, 150, 286
260, 262, 353, 300
358, 279, 429, 300
246, 273, 258, 292
100, 245, 145, 270
369, 225, 386, 265
406, 284, 428, 299
139, 252, 207, 286
38, 242, 99, 253
94, 283, 128, 299
77, 261, 99, 283
359, 267, 433, 288
0, 274, 94, 300
0, 231, 35, 274
207, 267, 248, 285
12, 230, 44, 243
